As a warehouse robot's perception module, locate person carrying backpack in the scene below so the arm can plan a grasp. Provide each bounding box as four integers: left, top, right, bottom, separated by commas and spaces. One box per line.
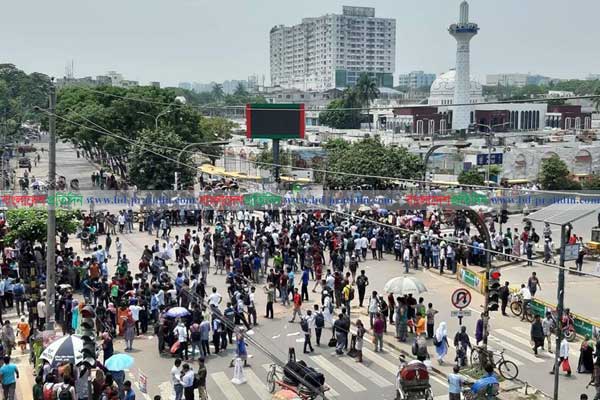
301, 311, 314, 354
55, 376, 75, 400
313, 304, 324, 346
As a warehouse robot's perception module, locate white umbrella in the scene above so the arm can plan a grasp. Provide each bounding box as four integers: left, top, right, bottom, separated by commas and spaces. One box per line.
383, 277, 427, 296
40, 335, 84, 367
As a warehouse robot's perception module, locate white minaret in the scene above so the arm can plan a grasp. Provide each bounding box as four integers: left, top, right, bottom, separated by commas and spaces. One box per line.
448, 1, 479, 131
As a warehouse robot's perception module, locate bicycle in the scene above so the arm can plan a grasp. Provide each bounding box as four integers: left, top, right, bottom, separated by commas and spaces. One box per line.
266, 363, 330, 400
470, 347, 519, 380
509, 294, 534, 322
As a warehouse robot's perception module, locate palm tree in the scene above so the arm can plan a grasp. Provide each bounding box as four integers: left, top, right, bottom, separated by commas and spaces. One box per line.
211, 83, 224, 100
234, 82, 248, 97
355, 73, 380, 130
343, 88, 361, 128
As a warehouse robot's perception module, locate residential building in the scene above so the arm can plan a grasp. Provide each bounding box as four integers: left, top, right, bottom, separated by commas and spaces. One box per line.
150, 81, 160, 88
270, 6, 396, 91
398, 71, 436, 89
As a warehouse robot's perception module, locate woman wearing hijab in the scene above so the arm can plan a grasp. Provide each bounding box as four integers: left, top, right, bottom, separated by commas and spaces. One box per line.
71, 299, 80, 334
434, 322, 449, 364
102, 332, 114, 363
578, 336, 594, 373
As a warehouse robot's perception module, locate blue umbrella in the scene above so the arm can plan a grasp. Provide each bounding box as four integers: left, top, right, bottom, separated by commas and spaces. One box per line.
165, 307, 191, 318
105, 354, 135, 371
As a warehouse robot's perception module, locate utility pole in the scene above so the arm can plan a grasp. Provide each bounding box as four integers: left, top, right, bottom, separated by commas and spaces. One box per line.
553, 223, 568, 400
272, 139, 280, 188
45, 82, 57, 332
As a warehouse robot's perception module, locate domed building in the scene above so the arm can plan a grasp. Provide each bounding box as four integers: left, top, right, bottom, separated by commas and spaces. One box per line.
428, 69, 484, 106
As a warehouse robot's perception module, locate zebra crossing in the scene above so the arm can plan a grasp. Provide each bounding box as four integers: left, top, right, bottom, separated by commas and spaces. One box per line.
487, 324, 580, 366
204, 347, 449, 400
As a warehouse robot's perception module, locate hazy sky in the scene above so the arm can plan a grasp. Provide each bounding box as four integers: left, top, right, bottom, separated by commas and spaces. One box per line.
3, 0, 599, 86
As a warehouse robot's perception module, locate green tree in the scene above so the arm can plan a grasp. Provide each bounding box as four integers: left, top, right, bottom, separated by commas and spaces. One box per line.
55, 85, 232, 185
318, 89, 362, 129
256, 147, 292, 175
355, 73, 379, 130
5, 208, 80, 246
538, 155, 581, 190
233, 83, 248, 97
323, 138, 422, 189
128, 128, 196, 190
211, 84, 224, 100
458, 169, 485, 186
582, 175, 600, 190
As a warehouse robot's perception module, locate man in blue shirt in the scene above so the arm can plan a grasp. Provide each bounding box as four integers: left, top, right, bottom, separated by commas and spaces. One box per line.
471, 364, 499, 398
447, 365, 464, 400
301, 267, 310, 302
123, 380, 136, 400
0, 356, 19, 400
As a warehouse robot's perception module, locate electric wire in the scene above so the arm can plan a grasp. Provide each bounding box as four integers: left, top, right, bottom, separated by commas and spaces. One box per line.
45, 111, 600, 278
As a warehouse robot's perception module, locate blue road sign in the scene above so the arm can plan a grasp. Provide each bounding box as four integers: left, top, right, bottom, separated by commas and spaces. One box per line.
476, 153, 503, 166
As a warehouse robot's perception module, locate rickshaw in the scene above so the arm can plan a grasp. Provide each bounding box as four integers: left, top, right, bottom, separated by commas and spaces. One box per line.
266, 348, 330, 400
395, 360, 433, 400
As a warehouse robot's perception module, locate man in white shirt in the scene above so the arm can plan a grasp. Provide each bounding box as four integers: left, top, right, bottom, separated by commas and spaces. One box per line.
181, 363, 195, 399
403, 247, 411, 273
170, 359, 184, 400
173, 321, 189, 360
360, 236, 368, 260
368, 291, 380, 328
129, 302, 142, 335
37, 299, 47, 330
208, 287, 222, 309
519, 284, 532, 321
551, 337, 571, 376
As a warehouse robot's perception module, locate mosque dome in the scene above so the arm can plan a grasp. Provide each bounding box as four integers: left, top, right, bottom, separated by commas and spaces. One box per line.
428, 69, 484, 106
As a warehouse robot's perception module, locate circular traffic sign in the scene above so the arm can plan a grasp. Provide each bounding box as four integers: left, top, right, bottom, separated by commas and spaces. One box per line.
451, 288, 472, 309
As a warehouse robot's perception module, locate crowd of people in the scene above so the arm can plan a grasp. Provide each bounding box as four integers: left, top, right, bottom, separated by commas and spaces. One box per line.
0, 199, 591, 400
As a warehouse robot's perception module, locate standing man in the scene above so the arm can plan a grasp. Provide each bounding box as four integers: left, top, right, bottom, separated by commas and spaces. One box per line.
499, 281, 510, 316
542, 312, 555, 353
519, 284, 532, 321
197, 358, 208, 400
403, 246, 411, 274
0, 356, 18, 400
530, 315, 545, 355
368, 291, 379, 329
356, 270, 369, 308
181, 364, 195, 400
300, 267, 310, 302
527, 272, 541, 298
301, 310, 314, 354
313, 305, 324, 346
173, 320, 189, 360
289, 288, 303, 323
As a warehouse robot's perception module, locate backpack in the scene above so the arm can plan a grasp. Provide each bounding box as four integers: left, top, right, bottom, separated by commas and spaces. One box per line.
532, 232, 540, 243
300, 318, 309, 332
348, 287, 355, 301
503, 237, 509, 247
13, 284, 24, 296
243, 293, 251, 306
57, 384, 73, 400
315, 312, 324, 328
193, 374, 200, 389
43, 385, 54, 400
191, 330, 201, 342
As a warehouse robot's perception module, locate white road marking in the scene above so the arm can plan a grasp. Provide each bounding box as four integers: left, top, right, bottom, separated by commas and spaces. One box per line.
489, 334, 544, 363
287, 332, 301, 337
340, 357, 392, 387
272, 335, 281, 339
362, 347, 399, 375
513, 326, 579, 358
244, 368, 272, 398
312, 355, 366, 392
296, 338, 305, 343
211, 372, 245, 400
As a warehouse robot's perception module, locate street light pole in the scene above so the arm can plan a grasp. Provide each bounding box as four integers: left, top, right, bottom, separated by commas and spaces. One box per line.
475, 122, 510, 184
46, 82, 57, 332
553, 223, 568, 400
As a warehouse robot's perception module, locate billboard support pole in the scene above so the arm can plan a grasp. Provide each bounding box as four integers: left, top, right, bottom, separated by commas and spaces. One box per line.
272, 139, 280, 188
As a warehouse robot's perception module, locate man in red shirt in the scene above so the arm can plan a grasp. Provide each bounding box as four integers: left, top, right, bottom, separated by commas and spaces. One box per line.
373, 312, 385, 352
289, 288, 303, 323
